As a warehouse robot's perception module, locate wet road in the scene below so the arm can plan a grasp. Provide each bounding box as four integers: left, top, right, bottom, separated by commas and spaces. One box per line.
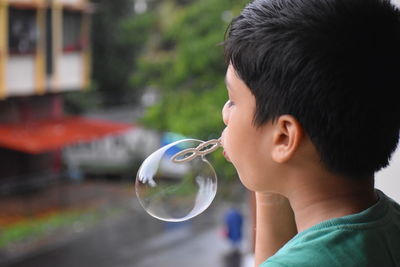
1, 199, 247, 267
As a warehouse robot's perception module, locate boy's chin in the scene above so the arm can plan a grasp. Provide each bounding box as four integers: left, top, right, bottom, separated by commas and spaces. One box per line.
236, 173, 255, 191
237, 169, 270, 192
237, 173, 256, 191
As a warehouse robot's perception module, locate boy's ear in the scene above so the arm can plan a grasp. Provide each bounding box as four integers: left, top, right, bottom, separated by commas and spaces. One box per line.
271, 115, 304, 163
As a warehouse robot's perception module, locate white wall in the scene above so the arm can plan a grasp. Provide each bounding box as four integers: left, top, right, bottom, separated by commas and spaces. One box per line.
6, 55, 35, 96
376, 145, 400, 202
9, 0, 36, 3
58, 52, 83, 91
392, 0, 400, 8
59, 0, 83, 5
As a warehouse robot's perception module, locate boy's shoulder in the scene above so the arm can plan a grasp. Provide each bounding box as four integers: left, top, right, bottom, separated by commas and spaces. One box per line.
261, 190, 400, 267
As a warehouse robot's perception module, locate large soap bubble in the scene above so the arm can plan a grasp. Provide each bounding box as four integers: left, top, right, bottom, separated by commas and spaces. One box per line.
135, 139, 220, 222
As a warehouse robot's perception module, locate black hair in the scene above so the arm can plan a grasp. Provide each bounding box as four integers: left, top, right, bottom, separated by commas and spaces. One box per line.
225, 0, 400, 178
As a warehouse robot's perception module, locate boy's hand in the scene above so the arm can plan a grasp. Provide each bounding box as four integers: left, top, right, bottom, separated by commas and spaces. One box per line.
254, 192, 297, 266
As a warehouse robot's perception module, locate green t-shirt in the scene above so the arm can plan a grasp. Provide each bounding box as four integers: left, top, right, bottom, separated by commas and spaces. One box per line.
261, 190, 400, 267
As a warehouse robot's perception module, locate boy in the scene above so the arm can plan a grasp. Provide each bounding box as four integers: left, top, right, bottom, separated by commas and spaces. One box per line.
220, 0, 400, 266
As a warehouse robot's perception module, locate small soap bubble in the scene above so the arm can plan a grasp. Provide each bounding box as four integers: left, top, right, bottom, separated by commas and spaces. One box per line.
135, 139, 218, 222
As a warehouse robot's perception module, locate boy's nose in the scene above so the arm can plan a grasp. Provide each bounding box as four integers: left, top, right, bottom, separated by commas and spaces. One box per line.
222, 101, 230, 126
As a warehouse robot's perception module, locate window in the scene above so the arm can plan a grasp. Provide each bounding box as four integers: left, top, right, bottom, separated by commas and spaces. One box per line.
63, 10, 83, 52
8, 8, 37, 55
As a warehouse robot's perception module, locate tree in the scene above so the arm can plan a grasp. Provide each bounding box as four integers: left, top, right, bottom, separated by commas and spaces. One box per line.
131, 0, 248, 180
91, 0, 154, 106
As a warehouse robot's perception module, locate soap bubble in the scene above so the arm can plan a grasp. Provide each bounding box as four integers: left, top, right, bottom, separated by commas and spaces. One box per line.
135, 139, 218, 222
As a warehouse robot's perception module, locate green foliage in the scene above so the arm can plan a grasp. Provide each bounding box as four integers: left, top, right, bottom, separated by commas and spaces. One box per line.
141, 83, 226, 139
0, 211, 98, 248
0, 206, 126, 248
132, 0, 246, 135
131, 0, 247, 180
91, 0, 155, 106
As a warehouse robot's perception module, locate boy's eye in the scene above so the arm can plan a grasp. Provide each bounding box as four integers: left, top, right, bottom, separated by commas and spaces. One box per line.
227, 100, 235, 107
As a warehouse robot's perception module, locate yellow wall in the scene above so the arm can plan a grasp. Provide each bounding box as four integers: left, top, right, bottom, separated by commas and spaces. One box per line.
51, 0, 62, 92
0, 0, 8, 99
82, 12, 90, 90
35, 0, 46, 95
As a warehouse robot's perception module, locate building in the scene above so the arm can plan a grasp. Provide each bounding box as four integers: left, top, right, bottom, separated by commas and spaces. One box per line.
0, 0, 132, 192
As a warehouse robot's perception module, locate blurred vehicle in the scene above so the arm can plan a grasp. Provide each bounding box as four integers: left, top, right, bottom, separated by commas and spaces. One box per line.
63, 127, 160, 179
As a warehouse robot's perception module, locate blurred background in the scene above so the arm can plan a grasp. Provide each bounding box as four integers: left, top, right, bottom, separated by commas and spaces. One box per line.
0, 0, 399, 266
0, 0, 255, 266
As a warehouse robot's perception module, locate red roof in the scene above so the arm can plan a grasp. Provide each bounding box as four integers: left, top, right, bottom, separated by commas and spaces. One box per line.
0, 116, 133, 154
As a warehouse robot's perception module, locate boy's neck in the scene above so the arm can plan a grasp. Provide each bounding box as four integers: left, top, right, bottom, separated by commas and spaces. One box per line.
285, 173, 378, 232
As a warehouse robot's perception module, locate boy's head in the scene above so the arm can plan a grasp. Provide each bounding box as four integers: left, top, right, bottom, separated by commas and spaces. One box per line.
223, 0, 400, 180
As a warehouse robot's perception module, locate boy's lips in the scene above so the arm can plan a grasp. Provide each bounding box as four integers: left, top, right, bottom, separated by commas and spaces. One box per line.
222, 149, 231, 162
220, 129, 231, 162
